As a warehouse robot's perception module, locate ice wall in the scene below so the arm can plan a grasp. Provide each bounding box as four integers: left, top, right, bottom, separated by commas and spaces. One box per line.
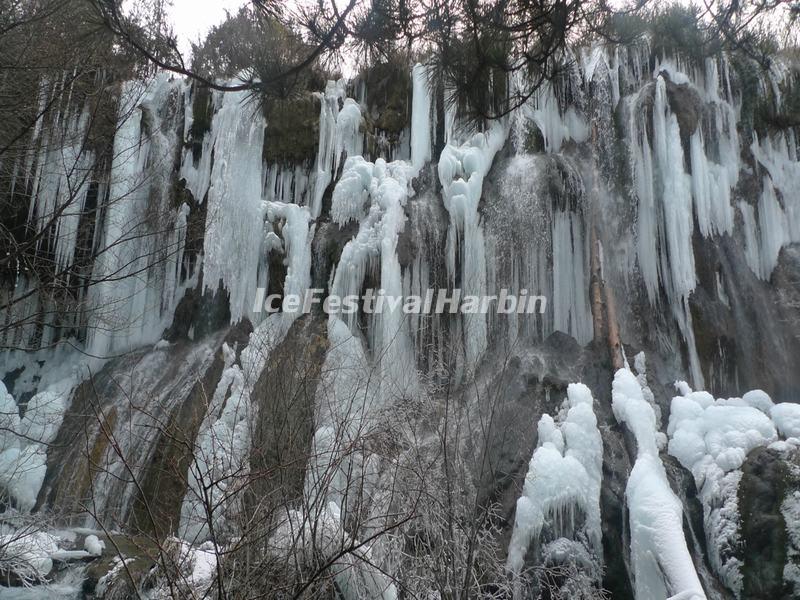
667, 384, 800, 595
87, 75, 188, 357
180, 84, 268, 325
438, 122, 506, 370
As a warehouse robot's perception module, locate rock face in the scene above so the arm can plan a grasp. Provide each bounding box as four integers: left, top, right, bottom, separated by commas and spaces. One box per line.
739, 446, 800, 599
248, 314, 329, 509
35, 330, 230, 532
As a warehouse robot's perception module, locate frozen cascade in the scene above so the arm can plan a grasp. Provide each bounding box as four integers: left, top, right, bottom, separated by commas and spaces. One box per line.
689, 57, 739, 238
438, 122, 506, 370
87, 74, 188, 357
310, 80, 363, 218
329, 156, 419, 400
652, 74, 696, 303
743, 131, 800, 279
486, 154, 592, 347
180, 201, 314, 541
506, 384, 603, 590
627, 68, 737, 388
552, 210, 592, 345
2, 75, 102, 349
24, 96, 94, 273
512, 76, 589, 154
5, 40, 800, 599
612, 367, 706, 600
181, 85, 268, 325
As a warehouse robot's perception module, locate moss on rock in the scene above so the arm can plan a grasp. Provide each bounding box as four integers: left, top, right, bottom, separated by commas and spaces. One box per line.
262, 94, 321, 164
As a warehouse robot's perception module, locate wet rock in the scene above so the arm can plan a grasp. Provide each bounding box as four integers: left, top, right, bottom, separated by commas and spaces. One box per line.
661, 73, 703, 153
738, 446, 800, 599
82, 534, 161, 597
130, 320, 253, 538
248, 314, 329, 509
163, 283, 232, 342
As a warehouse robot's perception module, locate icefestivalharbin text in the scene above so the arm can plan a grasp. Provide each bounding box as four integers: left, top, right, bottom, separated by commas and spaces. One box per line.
252, 287, 548, 315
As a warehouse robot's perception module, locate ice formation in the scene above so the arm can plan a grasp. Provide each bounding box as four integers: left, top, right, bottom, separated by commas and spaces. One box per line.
0, 378, 74, 512
180, 83, 269, 325
507, 383, 603, 584
310, 80, 363, 218
329, 156, 419, 398
410, 63, 433, 170
667, 384, 793, 595
4, 39, 800, 600
83, 534, 105, 556
612, 367, 706, 600
181, 200, 314, 541
438, 122, 506, 369
87, 75, 190, 357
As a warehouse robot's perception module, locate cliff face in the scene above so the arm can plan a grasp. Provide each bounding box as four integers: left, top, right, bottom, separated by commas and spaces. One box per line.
1, 43, 800, 598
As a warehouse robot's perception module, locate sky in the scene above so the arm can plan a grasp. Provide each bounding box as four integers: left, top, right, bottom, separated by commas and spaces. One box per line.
167, 0, 248, 56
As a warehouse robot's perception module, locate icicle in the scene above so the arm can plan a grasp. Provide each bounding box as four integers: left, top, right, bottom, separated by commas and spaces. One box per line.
552, 210, 592, 344
438, 122, 506, 370
410, 63, 433, 170
309, 81, 363, 219
87, 74, 184, 357
329, 156, 419, 398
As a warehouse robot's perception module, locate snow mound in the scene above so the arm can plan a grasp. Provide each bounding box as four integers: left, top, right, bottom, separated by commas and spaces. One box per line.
83, 534, 105, 556
507, 383, 603, 579
667, 383, 779, 595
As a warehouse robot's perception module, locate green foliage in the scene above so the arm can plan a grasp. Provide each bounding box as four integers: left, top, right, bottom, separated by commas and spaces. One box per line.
191, 6, 328, 103
649, 3, 718, 65
439, 31, 512, 126
601, 3, 721, 67
602, 12, 648, 45
191, 6, 328, 164
262, 95, 321, 164
360, 54, 412, 154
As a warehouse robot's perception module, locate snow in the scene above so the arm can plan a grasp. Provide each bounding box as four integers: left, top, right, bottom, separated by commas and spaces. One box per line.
772, 403, 800, 439
782, 486, 800, 596
667, 383, 780, 594
269, 501, 397, 600
83, 534, 105, 556
0, 378, 74, 512
507, 384, 603, 580
0, 530, 59, 582
612, 367, 706, 600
